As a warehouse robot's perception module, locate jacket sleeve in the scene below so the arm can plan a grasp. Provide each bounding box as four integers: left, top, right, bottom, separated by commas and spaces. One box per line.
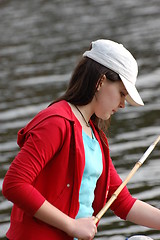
107, 158, 136, 220
2, 116, 67, 216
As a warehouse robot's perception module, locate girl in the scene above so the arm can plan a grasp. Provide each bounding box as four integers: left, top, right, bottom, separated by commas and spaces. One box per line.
2, 39, 160, 240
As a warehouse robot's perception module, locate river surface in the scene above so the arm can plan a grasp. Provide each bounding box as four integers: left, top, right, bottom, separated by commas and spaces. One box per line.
0, 0, 160, 239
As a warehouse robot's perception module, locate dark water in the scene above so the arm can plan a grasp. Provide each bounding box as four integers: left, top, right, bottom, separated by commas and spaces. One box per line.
0, 0, 160, 239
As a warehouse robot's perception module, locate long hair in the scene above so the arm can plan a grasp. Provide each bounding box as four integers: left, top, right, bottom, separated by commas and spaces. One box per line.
49, 57, 121, 132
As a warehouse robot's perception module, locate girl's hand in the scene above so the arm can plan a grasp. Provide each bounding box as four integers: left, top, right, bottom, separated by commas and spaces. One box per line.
68, 216, 97, 240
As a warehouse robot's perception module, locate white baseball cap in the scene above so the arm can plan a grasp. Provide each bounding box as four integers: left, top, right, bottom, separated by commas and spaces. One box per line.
83, 39, 144, 106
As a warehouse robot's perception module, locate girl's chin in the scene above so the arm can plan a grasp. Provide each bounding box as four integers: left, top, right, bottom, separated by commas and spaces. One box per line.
101, 114, 111, 121
105, 116, 111, 121
95, 112, 111, 120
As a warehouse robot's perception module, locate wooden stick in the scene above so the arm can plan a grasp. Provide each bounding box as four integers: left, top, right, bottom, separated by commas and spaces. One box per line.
78, 136, 160, 239
94, 135, 160, 224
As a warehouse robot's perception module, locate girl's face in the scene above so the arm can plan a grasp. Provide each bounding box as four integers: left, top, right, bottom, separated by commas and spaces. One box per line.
93, 75, 128, 120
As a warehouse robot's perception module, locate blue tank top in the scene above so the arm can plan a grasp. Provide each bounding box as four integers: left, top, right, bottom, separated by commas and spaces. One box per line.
76, 129, 103, 219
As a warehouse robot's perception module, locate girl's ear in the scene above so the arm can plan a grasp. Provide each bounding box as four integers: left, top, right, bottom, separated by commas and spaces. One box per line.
96, 75, 106, 91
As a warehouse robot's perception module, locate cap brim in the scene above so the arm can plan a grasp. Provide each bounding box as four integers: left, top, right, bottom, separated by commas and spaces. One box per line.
120, 75, 144, 106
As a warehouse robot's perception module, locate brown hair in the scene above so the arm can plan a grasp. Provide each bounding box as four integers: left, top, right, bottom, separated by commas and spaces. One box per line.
50, 57, 121, 132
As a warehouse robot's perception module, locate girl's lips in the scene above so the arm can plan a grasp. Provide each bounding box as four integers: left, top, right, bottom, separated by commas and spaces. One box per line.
111, 110, 116, 114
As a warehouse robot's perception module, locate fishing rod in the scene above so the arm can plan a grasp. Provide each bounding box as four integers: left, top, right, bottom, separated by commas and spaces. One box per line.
79, 135, 160, 240
94, 135, 160, 224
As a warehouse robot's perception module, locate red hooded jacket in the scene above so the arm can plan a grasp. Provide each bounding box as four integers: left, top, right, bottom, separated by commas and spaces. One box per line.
2, 100, 136, 240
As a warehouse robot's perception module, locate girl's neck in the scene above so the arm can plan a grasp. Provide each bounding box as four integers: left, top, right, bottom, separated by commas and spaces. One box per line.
68, 103, 94, 138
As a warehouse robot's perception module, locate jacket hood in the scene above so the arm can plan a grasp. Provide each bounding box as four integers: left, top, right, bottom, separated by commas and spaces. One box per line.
17, 100, 75, 148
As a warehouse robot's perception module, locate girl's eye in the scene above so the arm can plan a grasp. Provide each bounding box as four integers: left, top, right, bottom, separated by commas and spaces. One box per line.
120, 92, 125, 97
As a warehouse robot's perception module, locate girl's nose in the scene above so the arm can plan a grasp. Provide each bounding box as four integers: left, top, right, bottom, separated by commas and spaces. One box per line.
119, 97, 125, 108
